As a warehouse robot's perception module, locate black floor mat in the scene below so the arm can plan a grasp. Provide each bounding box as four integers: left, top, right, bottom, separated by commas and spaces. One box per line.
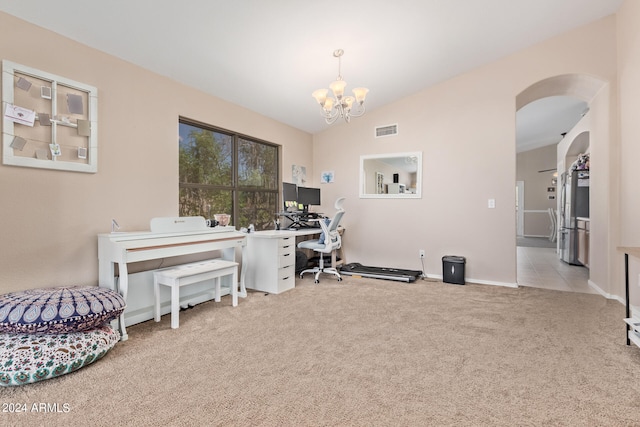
339, 262, 422, 282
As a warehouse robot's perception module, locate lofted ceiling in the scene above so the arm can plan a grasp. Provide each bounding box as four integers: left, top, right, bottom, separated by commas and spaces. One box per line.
0, 0, 622, 149
516, 96, 588, 153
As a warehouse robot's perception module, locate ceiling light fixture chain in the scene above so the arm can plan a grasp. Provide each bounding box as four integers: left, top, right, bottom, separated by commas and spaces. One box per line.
334, 49, 343, 81
312, 49, 369, 124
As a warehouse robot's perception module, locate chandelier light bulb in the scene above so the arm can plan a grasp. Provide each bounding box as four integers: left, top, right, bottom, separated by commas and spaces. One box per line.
329, 80, 347, 100
343, 96, 355, 110
312, 89, 328, 106
323, 97, 335, 113
352, 87, 369, 105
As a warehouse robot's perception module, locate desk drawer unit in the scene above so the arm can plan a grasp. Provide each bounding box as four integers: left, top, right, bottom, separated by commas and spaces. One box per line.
246, 234, 296, 294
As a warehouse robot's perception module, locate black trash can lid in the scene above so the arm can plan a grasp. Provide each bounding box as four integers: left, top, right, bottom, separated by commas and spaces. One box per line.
442, 255, 466, 263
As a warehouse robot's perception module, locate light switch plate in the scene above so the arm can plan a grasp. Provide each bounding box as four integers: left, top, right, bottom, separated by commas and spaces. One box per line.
488, 199, 496, 208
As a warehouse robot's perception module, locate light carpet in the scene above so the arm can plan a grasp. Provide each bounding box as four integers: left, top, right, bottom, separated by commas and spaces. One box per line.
2, 275, 640, 426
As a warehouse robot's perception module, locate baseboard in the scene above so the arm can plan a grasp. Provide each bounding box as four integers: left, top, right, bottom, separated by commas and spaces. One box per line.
408, 273, 622, 302
466, 278, 519, 288
588, 279, 624, 304
425, 274, 518, 288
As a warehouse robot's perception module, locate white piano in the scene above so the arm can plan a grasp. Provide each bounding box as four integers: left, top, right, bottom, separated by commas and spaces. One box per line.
98, 217, 247, 340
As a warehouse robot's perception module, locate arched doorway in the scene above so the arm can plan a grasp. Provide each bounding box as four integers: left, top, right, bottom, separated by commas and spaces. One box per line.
515, 74, 609, 293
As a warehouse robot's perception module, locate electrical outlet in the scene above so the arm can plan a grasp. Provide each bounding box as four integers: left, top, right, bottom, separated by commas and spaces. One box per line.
419, 249, 425, 259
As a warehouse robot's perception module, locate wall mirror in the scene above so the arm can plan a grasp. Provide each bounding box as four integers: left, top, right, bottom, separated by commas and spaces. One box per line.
359, 152, 422, 198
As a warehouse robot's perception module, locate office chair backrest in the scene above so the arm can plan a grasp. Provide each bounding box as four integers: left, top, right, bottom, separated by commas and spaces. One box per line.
322, 197, 345, 246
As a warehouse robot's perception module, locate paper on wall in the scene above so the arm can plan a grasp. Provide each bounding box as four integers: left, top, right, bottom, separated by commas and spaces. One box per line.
35, 148, 49, 160
4, 104, 36, 126
49, 143, 61, 157
16, 77, 32, 91
77, 119, 90, 136
38, 113, 52, 126
10, 136, 27, 151
67, 94, 83, 114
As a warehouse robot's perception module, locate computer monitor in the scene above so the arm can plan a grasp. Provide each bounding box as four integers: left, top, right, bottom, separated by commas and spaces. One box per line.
297, 186, 321, 212
282, 182, 298, 211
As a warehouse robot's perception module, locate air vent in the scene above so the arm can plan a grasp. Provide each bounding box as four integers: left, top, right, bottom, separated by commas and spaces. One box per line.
375, 124, 398, 138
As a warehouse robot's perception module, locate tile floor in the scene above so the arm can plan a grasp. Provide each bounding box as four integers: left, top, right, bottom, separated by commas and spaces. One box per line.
517, 246, 596, 294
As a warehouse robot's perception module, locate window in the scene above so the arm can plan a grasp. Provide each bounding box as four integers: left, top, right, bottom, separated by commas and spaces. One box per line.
178, 118, 279, 230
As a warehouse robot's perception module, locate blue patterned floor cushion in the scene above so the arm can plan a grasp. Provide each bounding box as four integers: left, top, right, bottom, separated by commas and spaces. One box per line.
0, 286, 125, 334
0, 324, 119, 386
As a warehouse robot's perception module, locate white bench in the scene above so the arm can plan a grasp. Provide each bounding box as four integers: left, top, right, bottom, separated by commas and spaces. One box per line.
153, 259, 239, 329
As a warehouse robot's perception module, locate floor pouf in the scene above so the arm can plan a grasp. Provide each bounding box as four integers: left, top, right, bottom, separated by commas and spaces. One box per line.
0, 286, 125, 334
0, 324, 120, 386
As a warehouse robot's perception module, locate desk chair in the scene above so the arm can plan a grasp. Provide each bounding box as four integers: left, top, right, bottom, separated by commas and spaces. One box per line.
298, 197, 346, 283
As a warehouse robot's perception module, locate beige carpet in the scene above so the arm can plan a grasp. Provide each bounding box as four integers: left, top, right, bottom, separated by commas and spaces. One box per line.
3, 276, 640, 426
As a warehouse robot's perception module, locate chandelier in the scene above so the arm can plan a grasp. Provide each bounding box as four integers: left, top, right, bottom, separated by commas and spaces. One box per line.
312, 49, 369, 124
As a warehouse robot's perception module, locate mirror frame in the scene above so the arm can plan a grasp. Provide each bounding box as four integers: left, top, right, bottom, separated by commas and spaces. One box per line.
359, 151, 422, 199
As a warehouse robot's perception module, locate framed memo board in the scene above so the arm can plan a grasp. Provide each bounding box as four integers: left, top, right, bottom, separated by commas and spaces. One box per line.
2, 60, 98, 173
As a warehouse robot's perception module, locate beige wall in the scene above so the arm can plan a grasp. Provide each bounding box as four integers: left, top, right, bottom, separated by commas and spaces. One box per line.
516, 145, 558, 237
555, 90, 615, 298
0, 13, 313, 293
312, 15, 618, 287
617, 0, 640, 309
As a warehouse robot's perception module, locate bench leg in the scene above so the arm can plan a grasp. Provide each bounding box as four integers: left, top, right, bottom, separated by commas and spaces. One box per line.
154, 278, 161, 323
232, 268, 238, 307
171, 284, 180, 329
215, 277, 221, 302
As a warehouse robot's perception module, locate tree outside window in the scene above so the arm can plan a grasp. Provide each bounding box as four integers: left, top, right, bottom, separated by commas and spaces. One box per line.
179, 119, 279, 230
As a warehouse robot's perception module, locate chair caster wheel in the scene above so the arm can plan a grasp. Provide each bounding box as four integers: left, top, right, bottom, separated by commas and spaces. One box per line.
314, 280, 319, 284
299, 274, 303, 278
338, 277, 342, 281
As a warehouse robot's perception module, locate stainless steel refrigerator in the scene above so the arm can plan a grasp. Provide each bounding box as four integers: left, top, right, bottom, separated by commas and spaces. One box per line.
559, 170, 589, 265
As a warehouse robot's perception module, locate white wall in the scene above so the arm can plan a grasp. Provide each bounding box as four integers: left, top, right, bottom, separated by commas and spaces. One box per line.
516, 145, 558, 237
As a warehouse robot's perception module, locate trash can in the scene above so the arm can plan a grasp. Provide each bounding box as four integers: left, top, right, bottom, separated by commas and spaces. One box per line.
442, 255, 466, 285
295, 250, 308, 273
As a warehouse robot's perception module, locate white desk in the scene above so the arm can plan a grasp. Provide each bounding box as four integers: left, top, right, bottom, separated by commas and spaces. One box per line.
244, 229, 322, 294
98, 226, 246, 340
252, 228, 323, 238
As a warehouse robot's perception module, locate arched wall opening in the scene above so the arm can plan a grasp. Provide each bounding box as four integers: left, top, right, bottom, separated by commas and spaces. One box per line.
516, 73, 614, 297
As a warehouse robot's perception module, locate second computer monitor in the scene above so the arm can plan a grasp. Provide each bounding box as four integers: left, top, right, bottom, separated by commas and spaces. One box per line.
297, 186, 321, 212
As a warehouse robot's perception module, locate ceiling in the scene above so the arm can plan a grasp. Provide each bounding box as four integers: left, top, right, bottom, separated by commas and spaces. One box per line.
0, 0, 621, 148
516, 96, 588, 153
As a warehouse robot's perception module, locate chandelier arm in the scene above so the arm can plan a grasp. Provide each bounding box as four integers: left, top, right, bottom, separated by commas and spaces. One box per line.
320, 106, 340, 122
348, 105, 366, 118
324, 112, 340, 125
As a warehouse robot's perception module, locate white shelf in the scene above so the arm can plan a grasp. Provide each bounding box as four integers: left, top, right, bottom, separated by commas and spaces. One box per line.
624, 318, 640, 348
624, 318, 640, 332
